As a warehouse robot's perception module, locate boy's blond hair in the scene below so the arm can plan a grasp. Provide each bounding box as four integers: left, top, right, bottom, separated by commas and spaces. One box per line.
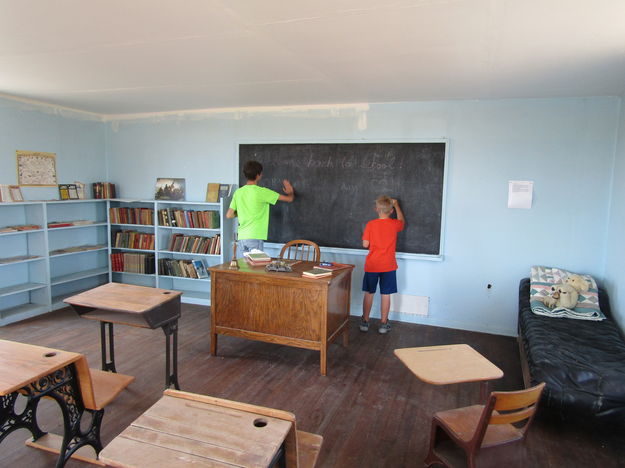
375, 195, 393, 214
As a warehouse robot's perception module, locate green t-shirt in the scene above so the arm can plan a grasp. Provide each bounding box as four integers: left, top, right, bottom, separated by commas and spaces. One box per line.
229, 185, 280, 240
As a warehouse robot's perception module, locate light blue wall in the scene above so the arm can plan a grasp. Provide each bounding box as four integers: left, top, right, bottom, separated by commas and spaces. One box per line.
604, 97, 625, 329
1, 95, 618, 336
106, 97, 620, 336
0, 98, 106, 200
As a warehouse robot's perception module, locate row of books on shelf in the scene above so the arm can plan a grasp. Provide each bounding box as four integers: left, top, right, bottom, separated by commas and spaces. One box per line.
109, 207, 154, 225
48, 220, 96, 228
0, 224, 41, 233
112, 230, 155, 250
93, 182, 117, 199
158, 258, 209, 279
158, 209, 220, 229
167, 233, 221, 255
111, 252, 155, 274
49, 244, 106, 256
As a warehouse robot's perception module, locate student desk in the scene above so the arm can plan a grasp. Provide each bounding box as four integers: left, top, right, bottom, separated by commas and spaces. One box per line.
208, 259, 354, 375
99, 389, 293, 467
0, 339, 133, 468
394, 344, 504, 401
64, 282, 182, 389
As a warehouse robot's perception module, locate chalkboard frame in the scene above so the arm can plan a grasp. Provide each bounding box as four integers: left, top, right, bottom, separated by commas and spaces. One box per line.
235, 139, 449, 261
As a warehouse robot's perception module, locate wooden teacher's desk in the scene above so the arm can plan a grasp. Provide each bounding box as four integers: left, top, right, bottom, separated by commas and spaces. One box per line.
208, 259, 354, 375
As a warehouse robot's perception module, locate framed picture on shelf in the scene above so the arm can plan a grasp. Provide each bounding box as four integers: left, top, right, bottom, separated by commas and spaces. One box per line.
192, 260, 209, 279
155, 178, 185, 201
58, 184, 70, 200
74, 181, 86, 199
8, 185, 23, 202
67, 184, 79, 199
205, 183, 219, 202
16, 150, 57, 186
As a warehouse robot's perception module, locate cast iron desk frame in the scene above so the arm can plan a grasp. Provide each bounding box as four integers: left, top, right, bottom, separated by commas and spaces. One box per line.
65, 283, 182, 390
0, 340, 103, 468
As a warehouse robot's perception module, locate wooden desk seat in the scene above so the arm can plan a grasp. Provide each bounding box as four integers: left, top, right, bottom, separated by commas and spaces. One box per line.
296, 430, 324, 468
26, 356, 134, 465
164, 389, 323, 468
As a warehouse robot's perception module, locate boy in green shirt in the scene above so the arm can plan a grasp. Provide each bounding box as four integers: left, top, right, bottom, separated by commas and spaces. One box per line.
226, 160, 294, 256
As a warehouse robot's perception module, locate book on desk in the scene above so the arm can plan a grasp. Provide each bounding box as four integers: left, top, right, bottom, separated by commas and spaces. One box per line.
316, 262, 352, 272
302, 267, 333, 279
244, 250, 272, 264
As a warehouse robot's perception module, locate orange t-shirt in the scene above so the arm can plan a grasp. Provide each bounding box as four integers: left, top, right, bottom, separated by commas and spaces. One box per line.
362, 218, 404, 272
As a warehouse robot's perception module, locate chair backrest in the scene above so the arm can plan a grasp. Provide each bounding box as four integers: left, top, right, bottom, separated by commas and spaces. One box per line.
74, 355, 135, 410
472, 382, 545, 448
280, 239, 321, 262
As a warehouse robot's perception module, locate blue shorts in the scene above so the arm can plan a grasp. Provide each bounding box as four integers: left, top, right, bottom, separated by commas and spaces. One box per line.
362, 271, 397, 295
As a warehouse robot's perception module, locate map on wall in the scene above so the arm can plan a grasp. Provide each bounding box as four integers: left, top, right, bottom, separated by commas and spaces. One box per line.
16, 150, 57, 186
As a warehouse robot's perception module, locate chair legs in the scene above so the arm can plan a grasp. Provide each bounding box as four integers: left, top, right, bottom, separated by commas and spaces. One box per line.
424, 420, 446, 467
424, 419, 474, 468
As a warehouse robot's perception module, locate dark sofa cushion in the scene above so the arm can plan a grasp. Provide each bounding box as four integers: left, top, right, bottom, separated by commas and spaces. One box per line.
518, 278, 625, 422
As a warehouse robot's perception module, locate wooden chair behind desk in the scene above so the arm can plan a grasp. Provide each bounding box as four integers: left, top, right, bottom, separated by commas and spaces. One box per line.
424, 382, 545, 468
280, 239, 321, 263
26, 355, 134, 466
165, 390, 323, 468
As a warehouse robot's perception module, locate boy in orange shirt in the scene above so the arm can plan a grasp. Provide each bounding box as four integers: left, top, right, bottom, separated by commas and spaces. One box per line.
360, 196, 405, 334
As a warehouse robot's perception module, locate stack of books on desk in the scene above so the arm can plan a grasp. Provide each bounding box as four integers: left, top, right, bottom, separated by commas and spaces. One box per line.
243, 250, 272, 265
302, 268, 333, 279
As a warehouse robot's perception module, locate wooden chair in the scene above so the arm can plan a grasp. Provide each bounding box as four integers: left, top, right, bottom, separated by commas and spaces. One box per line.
424, 382, 545, 468
164, 389, 323, 468
280, 239, 321, 262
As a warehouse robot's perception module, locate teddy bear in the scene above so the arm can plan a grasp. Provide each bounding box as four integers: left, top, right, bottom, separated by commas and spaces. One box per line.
542, 283, 579, 309
565, 274, 589, 293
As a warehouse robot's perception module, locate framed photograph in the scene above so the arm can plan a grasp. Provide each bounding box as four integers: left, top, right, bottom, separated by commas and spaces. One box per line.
16, 150, 57, 186
67, 184, 79, 199
58, 184, 70, 200
192, 259, 209, 279
155, 178, 185, 201
8, 185, 23, 202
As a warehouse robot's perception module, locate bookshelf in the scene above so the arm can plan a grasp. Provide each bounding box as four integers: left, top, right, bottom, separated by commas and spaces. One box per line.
0, 200, 110, 325
108, 198, 232, 306
0, 198, 232, 325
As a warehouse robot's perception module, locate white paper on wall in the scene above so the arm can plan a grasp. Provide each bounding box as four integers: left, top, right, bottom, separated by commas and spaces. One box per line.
508, 180, 533, 209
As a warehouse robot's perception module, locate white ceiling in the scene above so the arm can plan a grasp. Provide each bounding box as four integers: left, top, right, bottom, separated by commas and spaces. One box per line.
1, 0, 625, 116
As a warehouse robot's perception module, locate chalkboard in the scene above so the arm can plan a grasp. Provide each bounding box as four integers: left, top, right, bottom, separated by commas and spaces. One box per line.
238, 142, 446, 255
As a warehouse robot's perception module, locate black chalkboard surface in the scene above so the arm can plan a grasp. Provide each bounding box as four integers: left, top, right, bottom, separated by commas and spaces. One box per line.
238, 142, 446, 255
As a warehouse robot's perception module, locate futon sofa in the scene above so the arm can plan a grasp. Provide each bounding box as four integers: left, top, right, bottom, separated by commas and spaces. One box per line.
518, 278, 625, 424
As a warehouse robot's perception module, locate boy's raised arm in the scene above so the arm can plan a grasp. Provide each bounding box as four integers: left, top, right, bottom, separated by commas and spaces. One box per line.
392, 199, 404, 222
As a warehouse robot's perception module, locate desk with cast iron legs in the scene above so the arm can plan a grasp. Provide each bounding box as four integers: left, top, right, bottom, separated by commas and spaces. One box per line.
64, 282, 182, 389
0, 339, 134, 468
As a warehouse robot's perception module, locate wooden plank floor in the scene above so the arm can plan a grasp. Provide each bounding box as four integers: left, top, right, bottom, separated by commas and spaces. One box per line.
0, 305, 623, 467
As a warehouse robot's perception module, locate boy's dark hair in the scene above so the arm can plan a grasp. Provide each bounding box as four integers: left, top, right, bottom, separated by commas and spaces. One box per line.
243, 160, 263, 180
